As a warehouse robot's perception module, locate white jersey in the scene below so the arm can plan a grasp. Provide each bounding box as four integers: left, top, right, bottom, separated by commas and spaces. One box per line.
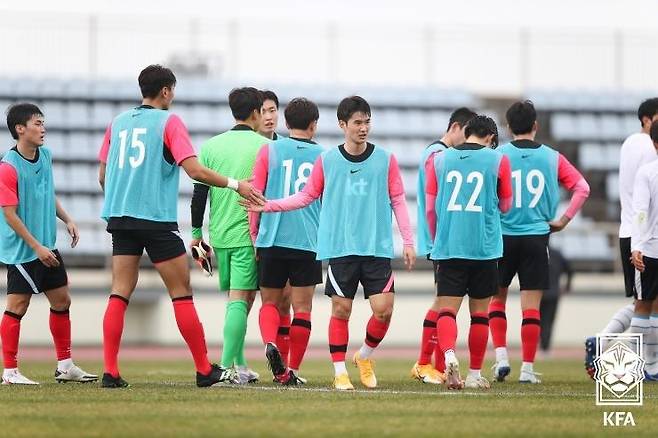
619, 133, 657, 238
631, 159, 658, 258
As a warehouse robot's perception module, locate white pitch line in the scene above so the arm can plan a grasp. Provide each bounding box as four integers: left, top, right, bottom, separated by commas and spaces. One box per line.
210, 384, 647, 399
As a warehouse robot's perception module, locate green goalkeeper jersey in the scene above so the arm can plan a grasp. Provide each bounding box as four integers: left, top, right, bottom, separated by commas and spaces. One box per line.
199, 125, 268, 248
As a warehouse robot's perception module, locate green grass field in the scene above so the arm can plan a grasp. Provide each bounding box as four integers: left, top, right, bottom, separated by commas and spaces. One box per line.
1, 358, 655, 437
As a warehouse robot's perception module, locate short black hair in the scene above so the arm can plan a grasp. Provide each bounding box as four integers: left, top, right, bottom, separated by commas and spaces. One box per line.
6, 103, 43, 140
464, 115, 499, 147
447, 107, 477, 131
506, 100, 537, 135
638, 98, 658, 124
337, 96, 371, 123
229, 87, 264, 121
262, 90, 279, 108
284, 98, 319, 130
651, 120, 658, 144
138, 64, 177, 99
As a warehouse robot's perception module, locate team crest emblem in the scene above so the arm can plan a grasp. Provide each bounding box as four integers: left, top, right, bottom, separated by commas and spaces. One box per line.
594, 334, 644, 406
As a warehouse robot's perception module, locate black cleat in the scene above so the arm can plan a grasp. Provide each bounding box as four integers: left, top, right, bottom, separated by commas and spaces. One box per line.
265, 342, 287, 377
197, 363, 236, 387
101, 373, 130, 388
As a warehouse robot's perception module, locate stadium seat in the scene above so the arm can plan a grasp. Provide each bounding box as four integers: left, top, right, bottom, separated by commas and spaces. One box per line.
68, 132, 96, 160
66, 102, 91, 129
91, 102, 116, 129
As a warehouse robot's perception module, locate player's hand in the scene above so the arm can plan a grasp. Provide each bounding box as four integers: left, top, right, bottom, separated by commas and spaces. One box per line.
239, 198, 266, 213
632, 250, 645, 272
237, 180, 266, 206
403, 246, 416, 271
36, 245, 60, 267
548, 216, 569, 233
66, 221, 79, 248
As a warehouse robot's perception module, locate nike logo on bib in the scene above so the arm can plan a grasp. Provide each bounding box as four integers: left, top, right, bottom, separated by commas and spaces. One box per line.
459, 155, 469, 160
521, 154, 531, 159
350, 169, 361, 174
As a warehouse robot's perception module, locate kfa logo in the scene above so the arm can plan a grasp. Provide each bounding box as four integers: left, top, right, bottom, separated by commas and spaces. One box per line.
346, 176, 368, 196
594, 333, 644, 406
603, 411, 636, 427
594, 334, 644, 427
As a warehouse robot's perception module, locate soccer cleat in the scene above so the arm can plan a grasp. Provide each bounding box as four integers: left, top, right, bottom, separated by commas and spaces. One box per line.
236, 367, 260, 384
196, 363, 238, 387
191, 242, 213, 277
465, 374, 491, 389
445, 359, 464, 390
55, 365, 98, 383
275, 370, 307, 385
492, 360, 511, 382
265, 342, 287, 378
519, 369, 543, 384
410, 362, 446, 385
353, 352, 377, 389
585, 336, 596, 380
274, 369, 306, 386
101, 373, 130, 388
1, 369, 39, 385
333, 372, 355, 391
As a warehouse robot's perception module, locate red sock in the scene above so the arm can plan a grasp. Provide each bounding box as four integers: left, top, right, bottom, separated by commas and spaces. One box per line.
419, 310, 439, 365
329, 316, 349, 362
434, 343, 445, 372
365, 315, 390, 348
259, 303, 280, 345
1, 311, 22, 369
437, 308, 457, 354
277, 313, 291, 366
468, 312, 489, 370
172, 297, 212, 375
488, 299, 507, 348
289, 312, 311, 370
49, 309, 71, 361
103, 295, 128, 378
521, 309, 541, 363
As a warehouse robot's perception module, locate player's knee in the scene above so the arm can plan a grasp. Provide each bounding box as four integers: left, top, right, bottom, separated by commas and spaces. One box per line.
292, 301, 312, 314
373, 308, 393, 323
50, 294, 71, 312
332, 304, 352, 319
6, 296, 31, 316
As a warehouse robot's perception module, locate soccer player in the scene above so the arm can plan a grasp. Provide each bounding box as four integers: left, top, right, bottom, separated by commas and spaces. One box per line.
99, 65, 263, 388
250, 97, 324, 385
257, 90, 293, 367
0, 103, 97, 385
412, 107, 476, 385
190, 87, 267, 384
585, 97, 658, 377
244, 96, 416, 390
630, 120, 658, 379
490, 101, 589, 384
425, 115, 512, 390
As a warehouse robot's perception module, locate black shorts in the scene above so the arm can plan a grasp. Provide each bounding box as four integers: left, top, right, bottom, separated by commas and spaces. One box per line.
635, 256, 658, 301
325, 257, 394, 300
620, 237, 636, 298
435, 258, 498, 299
258, 247, 323, 288
498, 234, 550, 290
111, 229, 186, 263
6, 250, 68, 295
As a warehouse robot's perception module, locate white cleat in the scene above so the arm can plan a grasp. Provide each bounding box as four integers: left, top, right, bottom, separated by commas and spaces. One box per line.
2, 369, 39, 385
492, 360, 511, 382
465, 374, 491, 389
519, 369, 542, 384
445, 359, 464, 390
55, 365, 98, 383
236, 367, 260, 384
